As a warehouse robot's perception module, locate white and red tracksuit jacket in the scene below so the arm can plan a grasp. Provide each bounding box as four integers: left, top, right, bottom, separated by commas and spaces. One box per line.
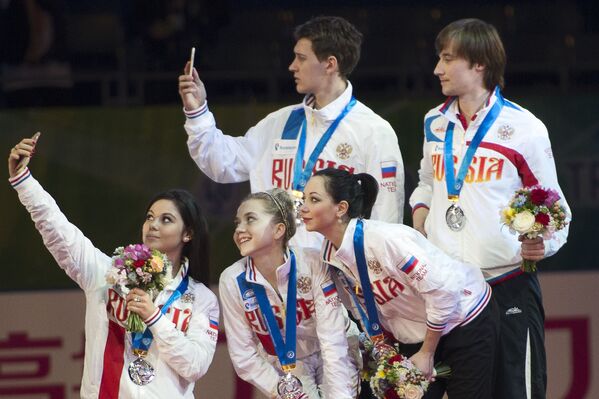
409, 89, 571, 282
10, 168, 219, 399
322, 219, 491, 345
184, 82, 404, 249
219, 247, 360, 398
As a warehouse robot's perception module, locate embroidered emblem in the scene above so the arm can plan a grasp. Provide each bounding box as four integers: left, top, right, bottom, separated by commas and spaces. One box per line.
367, 258, 383, 274
297, 275, 312, 294
181, 292, 195, 303
497, 124, 514, 140
544, 147, 553, 159
336, 143, 353, 160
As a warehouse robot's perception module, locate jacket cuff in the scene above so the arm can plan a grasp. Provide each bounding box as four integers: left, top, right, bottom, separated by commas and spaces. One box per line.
183, 102, 209, 119
9, 167, 32, 189
411, 203, 430, 215
144, 308, 163, 327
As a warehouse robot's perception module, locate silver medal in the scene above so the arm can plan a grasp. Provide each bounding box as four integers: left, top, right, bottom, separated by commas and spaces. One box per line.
446, 204, 466, 231
290, 190, 304, 226
371, 341, 397, 362
277, 372, 304, 399
128, 356, 156, 386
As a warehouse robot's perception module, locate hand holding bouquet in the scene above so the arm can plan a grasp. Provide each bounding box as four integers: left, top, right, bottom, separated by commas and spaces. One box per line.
359, 334, 450, 399
501, 186, 569, 272
105, 244, 172, 332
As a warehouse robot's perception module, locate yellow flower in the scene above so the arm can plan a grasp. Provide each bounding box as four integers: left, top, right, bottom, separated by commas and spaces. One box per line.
501, 207, 515, 223
376, 370, 386, 379
150, 255, 164, 273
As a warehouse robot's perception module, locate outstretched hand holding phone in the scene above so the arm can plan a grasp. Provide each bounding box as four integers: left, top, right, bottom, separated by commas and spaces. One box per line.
8, 132, 41, 178
178, 47, 207, 111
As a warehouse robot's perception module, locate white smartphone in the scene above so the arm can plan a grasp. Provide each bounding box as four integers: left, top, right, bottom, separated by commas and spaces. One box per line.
189, 47, 196, 77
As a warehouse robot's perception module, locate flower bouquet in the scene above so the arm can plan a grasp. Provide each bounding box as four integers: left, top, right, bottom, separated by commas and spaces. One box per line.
501, 186, 568, 272
359, 334, 450, 399
105, 244, 172, 332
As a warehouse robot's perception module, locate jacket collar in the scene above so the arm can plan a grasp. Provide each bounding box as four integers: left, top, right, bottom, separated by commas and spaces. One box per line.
436, 86, 501, 129
244, 250, 292, 288
302, 81, 354, 122
321, 219, 359, 272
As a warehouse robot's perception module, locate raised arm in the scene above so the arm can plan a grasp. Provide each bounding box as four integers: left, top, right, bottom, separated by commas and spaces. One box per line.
8, 135, 111, 291
178, 63, 268, 183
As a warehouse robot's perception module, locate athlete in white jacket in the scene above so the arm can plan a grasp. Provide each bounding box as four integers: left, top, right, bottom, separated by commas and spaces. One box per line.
220, 189, 360, 399
8, 136, 219, 399
301, 169, 499, 399
409, 19, 571, 398
178, 16, 404, 250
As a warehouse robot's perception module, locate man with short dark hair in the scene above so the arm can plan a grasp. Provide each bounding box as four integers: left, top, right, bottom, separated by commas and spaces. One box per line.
178, 16, 404, 249
410, 18, 571, 398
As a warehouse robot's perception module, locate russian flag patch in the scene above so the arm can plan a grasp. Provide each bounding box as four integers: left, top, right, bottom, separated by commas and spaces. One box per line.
209, 318, 219, 330
380, 161, 397, 179
321, 281, 337, 297
400, 256, 419, 274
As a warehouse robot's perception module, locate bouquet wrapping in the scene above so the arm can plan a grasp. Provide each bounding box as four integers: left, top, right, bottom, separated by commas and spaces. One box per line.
105, 244, 172, 332
501, 186, 568, 272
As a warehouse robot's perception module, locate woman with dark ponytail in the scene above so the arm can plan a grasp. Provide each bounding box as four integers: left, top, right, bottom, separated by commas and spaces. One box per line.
301, 168, 499, 399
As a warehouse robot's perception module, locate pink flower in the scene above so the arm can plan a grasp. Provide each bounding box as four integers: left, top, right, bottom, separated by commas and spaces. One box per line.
544, 189, 560, 207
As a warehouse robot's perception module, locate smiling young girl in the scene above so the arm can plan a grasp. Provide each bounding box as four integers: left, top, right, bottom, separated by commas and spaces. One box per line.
301, 168, 499, 399
219, 188, 360, 399
8, 135, 219, 398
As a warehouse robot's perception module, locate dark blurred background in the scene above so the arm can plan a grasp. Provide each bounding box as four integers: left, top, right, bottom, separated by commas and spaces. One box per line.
1, 0, 598, 290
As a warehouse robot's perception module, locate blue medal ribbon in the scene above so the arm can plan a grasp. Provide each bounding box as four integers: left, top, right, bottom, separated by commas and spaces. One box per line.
251, 250, 298, 369
351, 219, 384, 340
444, 88, 505, 198
132, 274, 189, 353
292, 97, 357, 191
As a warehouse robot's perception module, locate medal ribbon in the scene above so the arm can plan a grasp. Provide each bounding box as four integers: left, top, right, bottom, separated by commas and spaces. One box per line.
251, 250, 298, 369
351, 219, 384, 341
292, 97, 356, 192
131, 274, 189, 353
444, 88, 505, 199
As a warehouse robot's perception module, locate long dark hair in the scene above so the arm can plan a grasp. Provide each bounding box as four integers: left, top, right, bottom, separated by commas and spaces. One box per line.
313, 168, 378, 219
145, 189, 209, 284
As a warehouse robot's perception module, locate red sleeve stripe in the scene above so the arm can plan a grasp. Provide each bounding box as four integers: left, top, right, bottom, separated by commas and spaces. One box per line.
9, 168, 31, 188
144, 308, 162, 327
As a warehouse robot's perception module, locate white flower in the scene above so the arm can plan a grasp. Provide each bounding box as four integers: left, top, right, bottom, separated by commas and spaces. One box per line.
512, 210, 536, 233
404, 384, 424, 399
105, 268, 120, 285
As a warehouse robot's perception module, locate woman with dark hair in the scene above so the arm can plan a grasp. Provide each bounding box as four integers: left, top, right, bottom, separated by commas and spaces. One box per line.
219, 188, 361, 399
8, 134, 219, 398
300, 168, 499, 399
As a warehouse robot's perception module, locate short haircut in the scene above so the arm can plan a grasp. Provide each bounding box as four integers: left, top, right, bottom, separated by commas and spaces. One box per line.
294, 16, 363, 80
436, 18, 506, 90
